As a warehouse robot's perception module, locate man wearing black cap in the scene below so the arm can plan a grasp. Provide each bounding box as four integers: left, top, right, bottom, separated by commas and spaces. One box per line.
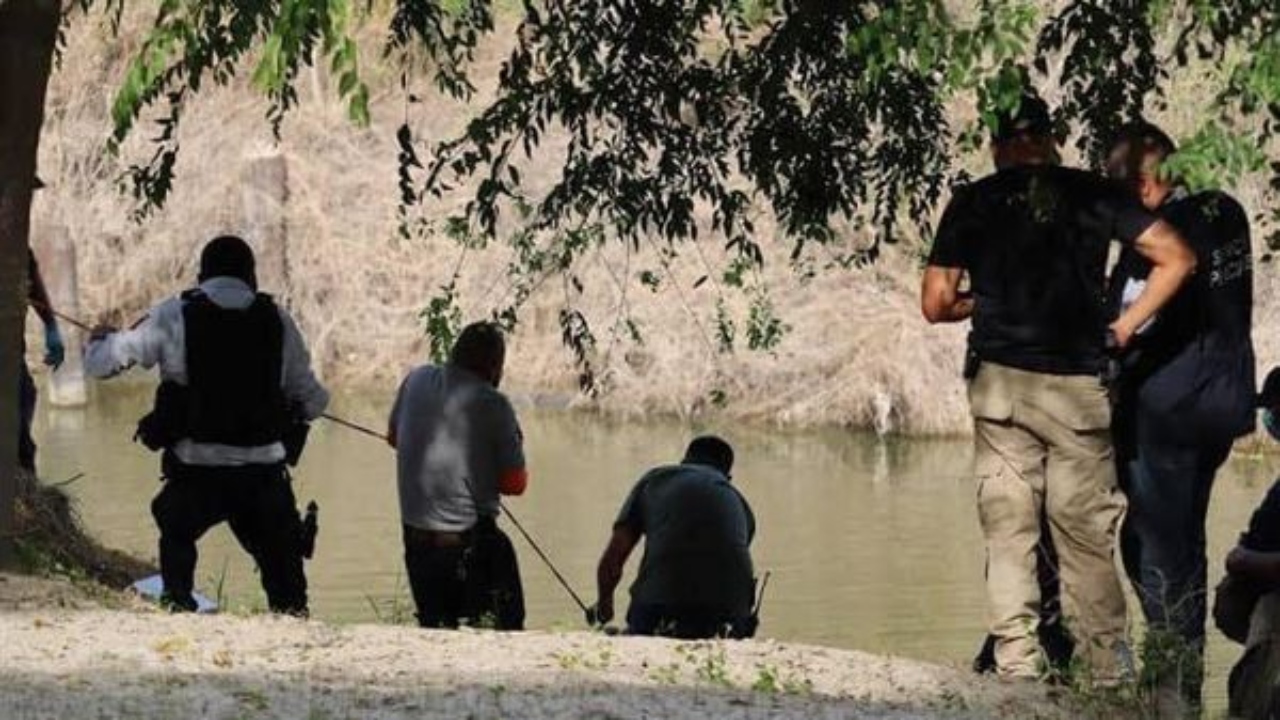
590, 435, 757, 639
1217, 368, 1280, 719
85, 235, 329, 615
1105, 120, 1256, 711
921, 92, 1197, 684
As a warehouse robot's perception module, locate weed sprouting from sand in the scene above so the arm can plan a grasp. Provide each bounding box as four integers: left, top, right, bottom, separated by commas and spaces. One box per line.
647, 661, 682, 685
552, 643, 614, 672
363, 573, 414, 625
751, 663, 813, 696
676, 642, 734, 688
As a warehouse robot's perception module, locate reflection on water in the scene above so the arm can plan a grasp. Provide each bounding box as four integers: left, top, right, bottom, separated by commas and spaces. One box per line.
32, 382, 1280, 710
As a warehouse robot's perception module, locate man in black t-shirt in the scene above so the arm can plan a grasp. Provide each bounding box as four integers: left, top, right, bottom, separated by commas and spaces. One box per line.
1106, 121, 1256, 711
922, 94, 1196, 684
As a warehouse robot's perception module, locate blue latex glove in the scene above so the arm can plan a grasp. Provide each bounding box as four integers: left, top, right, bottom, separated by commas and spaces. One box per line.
43, 323, 65, 370
1265, 408, 1280, 444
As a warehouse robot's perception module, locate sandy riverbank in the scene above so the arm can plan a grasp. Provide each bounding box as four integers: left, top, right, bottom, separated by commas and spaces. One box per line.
0, 574, 1108, 720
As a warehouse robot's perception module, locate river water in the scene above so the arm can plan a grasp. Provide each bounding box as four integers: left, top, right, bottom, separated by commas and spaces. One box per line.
30, 382, 1279, 710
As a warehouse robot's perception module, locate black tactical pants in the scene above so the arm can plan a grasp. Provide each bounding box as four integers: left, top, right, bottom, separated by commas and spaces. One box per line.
18, 364, 37, 472
626, 603, 756, 640
152, 460, 308, 615
402, 518, 524, 630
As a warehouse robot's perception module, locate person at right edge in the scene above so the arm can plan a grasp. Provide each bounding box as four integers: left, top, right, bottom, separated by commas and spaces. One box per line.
388, 322, 528, 630
921, 91, 1197, 686
1105, 121, 1256, 716
1215, 368, 1280, 720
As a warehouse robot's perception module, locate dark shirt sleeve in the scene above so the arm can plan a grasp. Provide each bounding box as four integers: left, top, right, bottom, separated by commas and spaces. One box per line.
740, 492, 756, 544
614, 478, 647, 534
1099, 181, 1159, 245
927, 185, 977, 269
485, 392, 526, 473
27, 250, 38, 302
1241, 481, 1280, 552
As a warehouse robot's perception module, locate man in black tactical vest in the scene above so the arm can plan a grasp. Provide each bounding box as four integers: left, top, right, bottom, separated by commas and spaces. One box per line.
85, 236, 329, 615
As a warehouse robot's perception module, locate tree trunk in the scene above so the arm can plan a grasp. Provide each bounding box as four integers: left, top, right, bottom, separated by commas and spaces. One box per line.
0, 0, 62, 568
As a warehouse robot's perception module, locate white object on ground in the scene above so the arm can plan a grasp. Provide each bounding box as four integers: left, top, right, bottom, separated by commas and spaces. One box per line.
130, 574, 218, 614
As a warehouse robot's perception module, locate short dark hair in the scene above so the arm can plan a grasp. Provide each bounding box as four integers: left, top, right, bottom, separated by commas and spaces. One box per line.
1107, 120, 1178, 182
682, 435, 734, 475
991, 92, 1053, 143
199, 235, 258, 289
449, 322, 506, 374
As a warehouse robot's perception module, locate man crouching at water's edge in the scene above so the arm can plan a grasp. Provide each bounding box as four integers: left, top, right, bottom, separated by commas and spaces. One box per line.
592, 436, 757, 640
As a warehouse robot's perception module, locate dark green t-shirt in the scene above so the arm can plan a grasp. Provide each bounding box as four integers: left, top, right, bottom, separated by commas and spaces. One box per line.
616, 463, 755, 616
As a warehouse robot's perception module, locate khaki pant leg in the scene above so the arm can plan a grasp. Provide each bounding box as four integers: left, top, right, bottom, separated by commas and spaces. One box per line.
1034, 374, 1129, 685
971, 365, 1049, 679
1230, 593, 1280, 720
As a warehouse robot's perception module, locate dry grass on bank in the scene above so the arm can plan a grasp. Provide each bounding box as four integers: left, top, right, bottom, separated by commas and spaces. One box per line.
12, 468, 154, 593
28, 3, 1280, 436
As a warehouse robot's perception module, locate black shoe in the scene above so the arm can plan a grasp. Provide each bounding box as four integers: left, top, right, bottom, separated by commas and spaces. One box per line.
973, 634, 998, 674
159, 592, 198, 613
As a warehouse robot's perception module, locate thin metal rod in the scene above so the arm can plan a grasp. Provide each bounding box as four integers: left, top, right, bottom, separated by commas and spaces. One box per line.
320, 413, 386, 441
753, 570, 772, 617
28, 300, 91, 332
499, 502, 590, 615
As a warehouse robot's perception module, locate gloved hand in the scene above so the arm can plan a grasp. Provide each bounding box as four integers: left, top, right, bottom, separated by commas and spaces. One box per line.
43, 323, 65, 369
586, 599, 613, 627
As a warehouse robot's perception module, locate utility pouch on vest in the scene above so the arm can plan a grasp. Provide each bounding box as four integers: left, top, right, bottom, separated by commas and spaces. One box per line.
283, 422, 311, 467
299, 501, 319, 560
135, 382, 189, 452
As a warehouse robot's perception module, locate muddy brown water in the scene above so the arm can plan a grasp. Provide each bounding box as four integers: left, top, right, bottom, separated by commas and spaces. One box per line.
31, 382, 1279, 712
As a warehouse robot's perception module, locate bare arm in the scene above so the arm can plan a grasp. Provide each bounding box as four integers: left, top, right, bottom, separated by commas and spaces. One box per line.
594, 525, 640, 624
1111, 219, 1196, 348
920, 266, 973, 324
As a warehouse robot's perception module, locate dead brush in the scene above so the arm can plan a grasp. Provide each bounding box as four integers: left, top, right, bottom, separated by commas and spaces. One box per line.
13, 468, 154, 589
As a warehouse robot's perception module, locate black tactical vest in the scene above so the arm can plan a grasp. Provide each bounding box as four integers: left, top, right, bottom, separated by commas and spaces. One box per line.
181, 289, 286, 447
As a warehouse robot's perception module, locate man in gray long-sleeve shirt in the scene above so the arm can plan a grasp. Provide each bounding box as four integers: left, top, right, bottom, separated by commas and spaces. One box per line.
85, 235, 329, 614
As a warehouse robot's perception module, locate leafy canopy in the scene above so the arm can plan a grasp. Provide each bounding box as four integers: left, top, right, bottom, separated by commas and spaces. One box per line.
96, 0, 1280, 380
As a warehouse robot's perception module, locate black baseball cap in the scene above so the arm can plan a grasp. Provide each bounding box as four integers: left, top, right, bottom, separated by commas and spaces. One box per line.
1259, 367, 1280, 408
198, 235, 258, 289
991, 94, 1053, 142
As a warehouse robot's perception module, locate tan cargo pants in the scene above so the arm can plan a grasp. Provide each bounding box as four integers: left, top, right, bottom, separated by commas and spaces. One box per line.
970, 362, 1129, 682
